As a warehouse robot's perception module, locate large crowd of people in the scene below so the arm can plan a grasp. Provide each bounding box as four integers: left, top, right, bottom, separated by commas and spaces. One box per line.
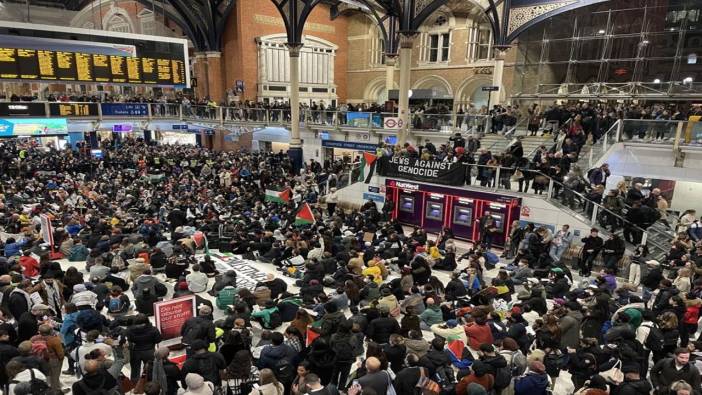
0, 99, 700, 395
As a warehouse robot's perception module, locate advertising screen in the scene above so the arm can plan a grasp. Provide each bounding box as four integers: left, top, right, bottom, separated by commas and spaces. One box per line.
0, 118, 68, 136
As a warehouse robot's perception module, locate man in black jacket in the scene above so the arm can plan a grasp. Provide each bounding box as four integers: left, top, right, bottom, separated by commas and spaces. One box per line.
650, 348, 702, 395
419, 338, 451, 376
445, 272, 468, 301
180, 340, 227, 389
579, 228, 603, 277
0, 329, 19, 388
367, 307, 400, 344
602, 234, 625, 272
126, 314, 162, 382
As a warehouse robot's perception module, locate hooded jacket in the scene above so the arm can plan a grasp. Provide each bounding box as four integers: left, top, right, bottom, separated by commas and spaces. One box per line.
257, 343, 296, 370
617, 378, 652, 395
126, 323, 162, 351
405, 338, 431, 357
514, 372, 550, 395
419, 348, 451, 376
420, 304, 443, 326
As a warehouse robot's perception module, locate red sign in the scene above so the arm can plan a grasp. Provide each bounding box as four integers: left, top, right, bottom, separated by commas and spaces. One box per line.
154, 295, 196, 340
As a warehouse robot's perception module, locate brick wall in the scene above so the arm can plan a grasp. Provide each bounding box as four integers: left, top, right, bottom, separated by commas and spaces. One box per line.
221, 0, 349, 102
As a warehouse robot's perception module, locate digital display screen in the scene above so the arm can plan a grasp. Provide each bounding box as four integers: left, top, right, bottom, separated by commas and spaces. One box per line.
453, 207, 473, 226
91, 149, 104, 159
112, 124, 133, 132
400, 195, 414, 213
0, 32, 187, 86
488, 213, 505, 230
425, 202, 444, 221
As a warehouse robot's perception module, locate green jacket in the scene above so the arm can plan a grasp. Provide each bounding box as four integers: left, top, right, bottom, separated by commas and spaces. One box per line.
419, 305, 444, 326
251, 306, 279, 327
216, 286, 239, 310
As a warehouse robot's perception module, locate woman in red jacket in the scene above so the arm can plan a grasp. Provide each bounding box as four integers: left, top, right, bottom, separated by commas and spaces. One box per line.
464, 316, 494, 351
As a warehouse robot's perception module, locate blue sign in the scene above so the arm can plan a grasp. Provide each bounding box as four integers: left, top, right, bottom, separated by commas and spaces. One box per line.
319, 131, 330, 140
101, 103, 149, 116
322, 140, 377, 152
363, 192, 385, 203
172, 124, 189, 130
384, 136, 398, 145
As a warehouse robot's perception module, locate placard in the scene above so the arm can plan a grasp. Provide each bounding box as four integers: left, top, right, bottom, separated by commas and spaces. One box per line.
378, 157, 466, 186
154, 295, 196, 341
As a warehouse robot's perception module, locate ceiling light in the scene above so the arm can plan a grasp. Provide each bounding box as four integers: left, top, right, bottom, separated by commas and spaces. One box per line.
683, 77, 694, 83
653, 79, 661, 83
597, 29, 606, 34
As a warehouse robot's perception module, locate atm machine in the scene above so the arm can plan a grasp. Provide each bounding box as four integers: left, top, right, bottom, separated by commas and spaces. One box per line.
397, 191, 423, 227
450, 197, 474, 239
423, 193, 446, 233
481, 202, 510, 245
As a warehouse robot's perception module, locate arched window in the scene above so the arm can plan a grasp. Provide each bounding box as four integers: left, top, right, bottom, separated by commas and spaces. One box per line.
107, 15, 131, 33
419, 11, 453, 64
138, 9, 156, 35
369, 25, 386, 66
467, 19, 493, 62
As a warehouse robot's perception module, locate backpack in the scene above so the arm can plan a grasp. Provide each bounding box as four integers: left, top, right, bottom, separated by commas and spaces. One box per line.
493, 364, 513, 390
509, 350, 527, 377
643, 323, 665, 352
30, 337, 51, 361
77, 373, 121, 395
11, 369, 50, 394
264, 310, 283, 329
76, 309, 104, 332
183, 319, 207, 345
332, 337, 355, 363
273, 358, 294, 384
107, 295, 125, 314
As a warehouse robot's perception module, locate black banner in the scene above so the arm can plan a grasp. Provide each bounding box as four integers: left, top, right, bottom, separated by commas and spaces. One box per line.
378, 157, 465, 186
0, 102, 46, 116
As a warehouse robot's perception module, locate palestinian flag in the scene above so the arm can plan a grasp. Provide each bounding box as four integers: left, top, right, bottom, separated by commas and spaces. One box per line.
306, 327, 320, 347
265, 188, 291, 204
358, 151, 377, 183
294, 203, 315, 226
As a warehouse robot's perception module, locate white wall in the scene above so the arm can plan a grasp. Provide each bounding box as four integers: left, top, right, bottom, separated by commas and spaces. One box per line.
604, 144, 702, 182
337, 175, 386, 209
519, 196, 593, 238
671, 181, 702, 215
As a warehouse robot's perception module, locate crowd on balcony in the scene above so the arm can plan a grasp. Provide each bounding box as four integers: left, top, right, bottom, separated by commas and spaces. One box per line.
0, 118, 701, 395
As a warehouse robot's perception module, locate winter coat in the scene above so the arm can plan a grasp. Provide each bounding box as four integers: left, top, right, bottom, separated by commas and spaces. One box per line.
514, 372, 550, 395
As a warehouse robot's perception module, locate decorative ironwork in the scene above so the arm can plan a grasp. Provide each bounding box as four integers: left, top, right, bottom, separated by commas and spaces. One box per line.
507, 1, 575, 36
270, 0, 325, 46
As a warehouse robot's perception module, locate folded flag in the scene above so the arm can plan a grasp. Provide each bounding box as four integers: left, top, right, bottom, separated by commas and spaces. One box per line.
265, 188, 291, 204
306, 327, 320, 347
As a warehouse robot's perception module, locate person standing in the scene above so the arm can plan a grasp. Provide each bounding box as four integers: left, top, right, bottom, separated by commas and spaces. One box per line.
650, 348, 702, 395
549, 224, 573, 263
126, 314, 162, 383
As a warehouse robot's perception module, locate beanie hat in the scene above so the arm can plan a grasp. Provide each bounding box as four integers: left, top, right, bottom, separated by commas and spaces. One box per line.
529, 361, 546, 374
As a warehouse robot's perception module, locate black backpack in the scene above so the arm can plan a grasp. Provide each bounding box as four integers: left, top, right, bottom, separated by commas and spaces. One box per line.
273, 358, 294, 384
264, 310, 283, 330
11, 369, 50, 394
183, 319, 207, 345
493, 364, 512, 390
332, 337, 355, 364
644, 324, 665, 352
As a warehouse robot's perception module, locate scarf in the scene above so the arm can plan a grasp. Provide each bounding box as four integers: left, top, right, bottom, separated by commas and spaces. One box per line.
151, 357, 168, 395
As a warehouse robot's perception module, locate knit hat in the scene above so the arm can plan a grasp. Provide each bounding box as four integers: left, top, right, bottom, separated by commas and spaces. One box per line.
588, 375, 608, 390
446, 319, 458, 328
529, 361, 546, 374
184, 373, 213, 395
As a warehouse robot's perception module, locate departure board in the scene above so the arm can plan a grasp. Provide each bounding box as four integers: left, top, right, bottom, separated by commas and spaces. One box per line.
0, 50, 187, 86
110, 55, 126, 83
75, 53, 93, 81
92, 54, 110, 82
157, 59, 171, 84
126, 57, 141, 83
0, 48, 18, 79
37, 51, 56, 80
142, 58, 157, 84
55, 51, 76, 81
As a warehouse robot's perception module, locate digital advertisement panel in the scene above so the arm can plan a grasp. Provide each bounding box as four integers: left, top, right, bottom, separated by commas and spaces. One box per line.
0, 118, 68, 136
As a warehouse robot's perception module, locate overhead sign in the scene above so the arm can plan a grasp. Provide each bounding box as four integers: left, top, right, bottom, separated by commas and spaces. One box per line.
321, 140, 377, 152
49, 102, 99, 117
112, 124, 133, 132
363, 192, 385, 203
0, 118, 68, 136
383, 117, 404, 129
154, 295, 196, 341
0, 102, 46, 116
379, 157, 466, 186
100, 103, 148, 116
481, 86, 500, 92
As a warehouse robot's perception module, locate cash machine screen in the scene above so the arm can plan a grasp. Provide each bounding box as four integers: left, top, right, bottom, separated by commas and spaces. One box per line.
425, 202, 444, 220
400, 195, 415, 213
453, 207, 473, 226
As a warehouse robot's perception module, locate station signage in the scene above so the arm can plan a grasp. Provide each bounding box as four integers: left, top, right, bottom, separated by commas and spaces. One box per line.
0, 102, 46, 116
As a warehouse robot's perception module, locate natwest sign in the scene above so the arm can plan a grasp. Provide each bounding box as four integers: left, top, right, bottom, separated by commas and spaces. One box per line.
393, 181, 419, 191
